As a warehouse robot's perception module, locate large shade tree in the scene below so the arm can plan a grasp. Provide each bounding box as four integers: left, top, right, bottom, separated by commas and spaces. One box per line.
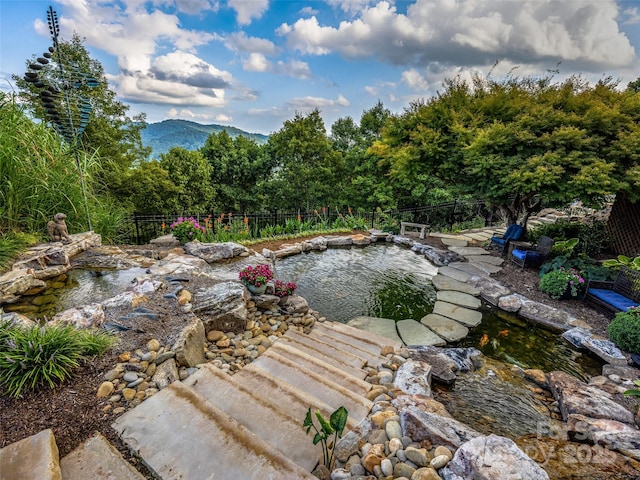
372, 75, 640, 225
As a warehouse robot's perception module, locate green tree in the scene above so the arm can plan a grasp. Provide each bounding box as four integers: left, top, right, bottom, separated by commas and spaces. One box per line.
263, 110, 343, 211
121, 161, 180, 214
200, 131, 267, 212
13, 33, 150, 196
372, 75, 640, 225
159, 147, 215, 213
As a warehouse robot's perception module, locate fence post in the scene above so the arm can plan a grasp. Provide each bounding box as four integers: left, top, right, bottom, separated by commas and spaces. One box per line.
371, 209, 375, 229
450, 199, 457, 230
133, 211, 141, 245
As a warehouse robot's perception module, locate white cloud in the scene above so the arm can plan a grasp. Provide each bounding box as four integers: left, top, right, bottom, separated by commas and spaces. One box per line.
299, 6, 319, 16
167, 107, 232, 122
173, 0, 219, 15
243, 53, 270, 72
108, 51, 231, 106
622, 7, 640, 25
401, 68, 430, 91
287, 94, 350, 109
365, 85, 378, 95
228, 0, 269, 25
279, 0, 636, 71
326, 0, 379, 15
242, 54, 311, 79
226, 31, 277, 55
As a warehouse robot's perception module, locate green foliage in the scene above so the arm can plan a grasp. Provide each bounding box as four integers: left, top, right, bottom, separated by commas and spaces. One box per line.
539, 254, 612, 282
0, 232, 38, 272
539, 268, 586, 299
624, 379, 640, 398
0, 321, 117, 397
608, 307, 640, 354
602, 255, 640, 272
529, 219, 611, 257
303, 406, 348, 468
551, 238, 579, 258
159, 148, 215, 212
169, 217, 206, 244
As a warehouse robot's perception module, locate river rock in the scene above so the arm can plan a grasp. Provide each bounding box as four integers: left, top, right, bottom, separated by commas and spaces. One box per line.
393, 359, 433, 396
547, 371, 635, 425
172, 317, 206, 367
440, 434, 549, 480
192, 281, 247, 334
497, 293, 527, 312
400, 405, 481, 449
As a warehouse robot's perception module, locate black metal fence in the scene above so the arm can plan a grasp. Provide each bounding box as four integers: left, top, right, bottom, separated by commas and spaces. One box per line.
121, 198, 497, 245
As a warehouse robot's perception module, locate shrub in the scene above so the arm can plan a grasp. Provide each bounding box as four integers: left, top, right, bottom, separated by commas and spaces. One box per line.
529, 219, 611, 257
170, 217, 206, 244
539, 268, 585, 299
0, 322, 118, 397
608, 307, 640, 354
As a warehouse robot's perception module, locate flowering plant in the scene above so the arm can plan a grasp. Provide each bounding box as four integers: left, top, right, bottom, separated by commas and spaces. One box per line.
539, 267, 585, 299
170, 217, 206, 244
274, 279, 297, 298
239, 264, 273, 287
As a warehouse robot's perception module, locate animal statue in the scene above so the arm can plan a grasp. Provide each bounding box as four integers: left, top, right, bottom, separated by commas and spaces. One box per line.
47, 213, 71, 242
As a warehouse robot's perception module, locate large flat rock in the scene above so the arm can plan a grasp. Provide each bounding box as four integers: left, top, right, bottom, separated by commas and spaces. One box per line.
421, 314, 469, 342
439, 237, 468, 247
0, 429, 61, 480
436, 290, 482, 309
433, 301, 483, 327
431, 274, 479, 296
448, 246, 490, 256
466, 259, 503, 274
60, 432, 146, 480
466, 255, 504, 266
447, 261, 491, 277
113, 382, 315, 480
397, 319, 446, 347
438, 266, 471, 283
347, 316, 403, 345
315, 320, 402, 354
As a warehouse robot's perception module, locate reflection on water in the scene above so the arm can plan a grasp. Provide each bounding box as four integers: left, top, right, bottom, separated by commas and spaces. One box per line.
454, 308, 603, 382
4, 268, 148, 320
273, 245, 438, 323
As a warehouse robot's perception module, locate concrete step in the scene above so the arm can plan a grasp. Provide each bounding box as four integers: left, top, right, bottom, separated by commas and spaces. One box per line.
281, 327, 369, 371
0, 429, 62, 480
245, 352, 373, 421
273, 336, 370, 380
313, 321, 400, 354
182, 363, 321, 471
112, 381, 315, 480
233, 364, 361, 432
60, 432, 146, 480
307, 328, 388, 368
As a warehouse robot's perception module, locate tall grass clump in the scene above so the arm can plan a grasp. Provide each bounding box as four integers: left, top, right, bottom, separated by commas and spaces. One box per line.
0, 92, 127, 242
0, 232, 38, 272
0, 319, 118, 397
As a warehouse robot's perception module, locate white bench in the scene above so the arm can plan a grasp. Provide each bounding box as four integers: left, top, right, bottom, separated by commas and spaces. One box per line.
400, 222, 429, 239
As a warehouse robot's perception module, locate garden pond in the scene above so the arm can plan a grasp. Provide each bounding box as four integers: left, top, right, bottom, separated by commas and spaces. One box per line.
5, 243, 605, 439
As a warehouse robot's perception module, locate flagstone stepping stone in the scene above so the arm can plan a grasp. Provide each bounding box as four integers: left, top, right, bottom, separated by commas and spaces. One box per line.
466, 255, 504, 266
464, 233, 490, 242
466, 260, 503, 274
433, 301, 483, 327
469, 231, 493, 240
439, 237, 468, 247
438, 266, 471, 283
431, 274, 479, 296
448, 246, 490, 256
448, 261, 490, 277
436, 290, 481, 309
421, 314, 469, 342
396, 319, 446, 347
347, 316, 403, 344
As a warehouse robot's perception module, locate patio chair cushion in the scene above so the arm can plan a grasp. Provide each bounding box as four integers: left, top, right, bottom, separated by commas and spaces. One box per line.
512, 249, 545, 262
587, 288, 639, 312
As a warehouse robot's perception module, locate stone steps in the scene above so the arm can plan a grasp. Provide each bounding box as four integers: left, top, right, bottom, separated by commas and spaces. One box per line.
0, 429, 62, 480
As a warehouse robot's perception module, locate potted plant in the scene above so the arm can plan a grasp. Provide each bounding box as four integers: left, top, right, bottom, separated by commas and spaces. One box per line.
274, 279, 297, 300
539, 267, 586, 300
239, 264, 273, 295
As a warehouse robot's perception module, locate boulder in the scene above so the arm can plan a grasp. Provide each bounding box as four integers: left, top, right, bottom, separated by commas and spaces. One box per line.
184, 241, 249, 263
582, 337, 627, 366
400, 405, 481, 449
172, 317, 206, 367
517, 299, 577, 331
497, 293, 527, 313
561, 327, 592, 349
279, 294, 309, 314
408, 346, 458, 384
0, 311, 37, 329
393, 359, 433, 396
440, 434, 549, 480
253, 294, 281, 311
150, 234, 180, 248
192, 281, 248, 334
51, 303, 105, 328
272, 244, 303, 258
0, 269, 45, 304
469, 275, 512, 306
351, 234, 371, 246
325, 236, 353, 247
423, 247, 465, 267
151, 357, 179, 390
547, 371, 635, 425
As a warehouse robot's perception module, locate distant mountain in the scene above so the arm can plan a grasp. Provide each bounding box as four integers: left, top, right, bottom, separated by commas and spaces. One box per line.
140, 119, 269, 158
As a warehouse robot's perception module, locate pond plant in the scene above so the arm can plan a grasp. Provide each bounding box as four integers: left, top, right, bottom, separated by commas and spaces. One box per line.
303, 406, 348, 469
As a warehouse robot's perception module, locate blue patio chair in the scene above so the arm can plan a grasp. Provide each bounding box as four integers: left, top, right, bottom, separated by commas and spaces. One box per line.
510, 236, 554, 270
489, 224, 525, 255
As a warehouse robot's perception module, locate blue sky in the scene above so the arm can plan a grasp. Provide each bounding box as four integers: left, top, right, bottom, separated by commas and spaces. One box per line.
2, 0, 640, 135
